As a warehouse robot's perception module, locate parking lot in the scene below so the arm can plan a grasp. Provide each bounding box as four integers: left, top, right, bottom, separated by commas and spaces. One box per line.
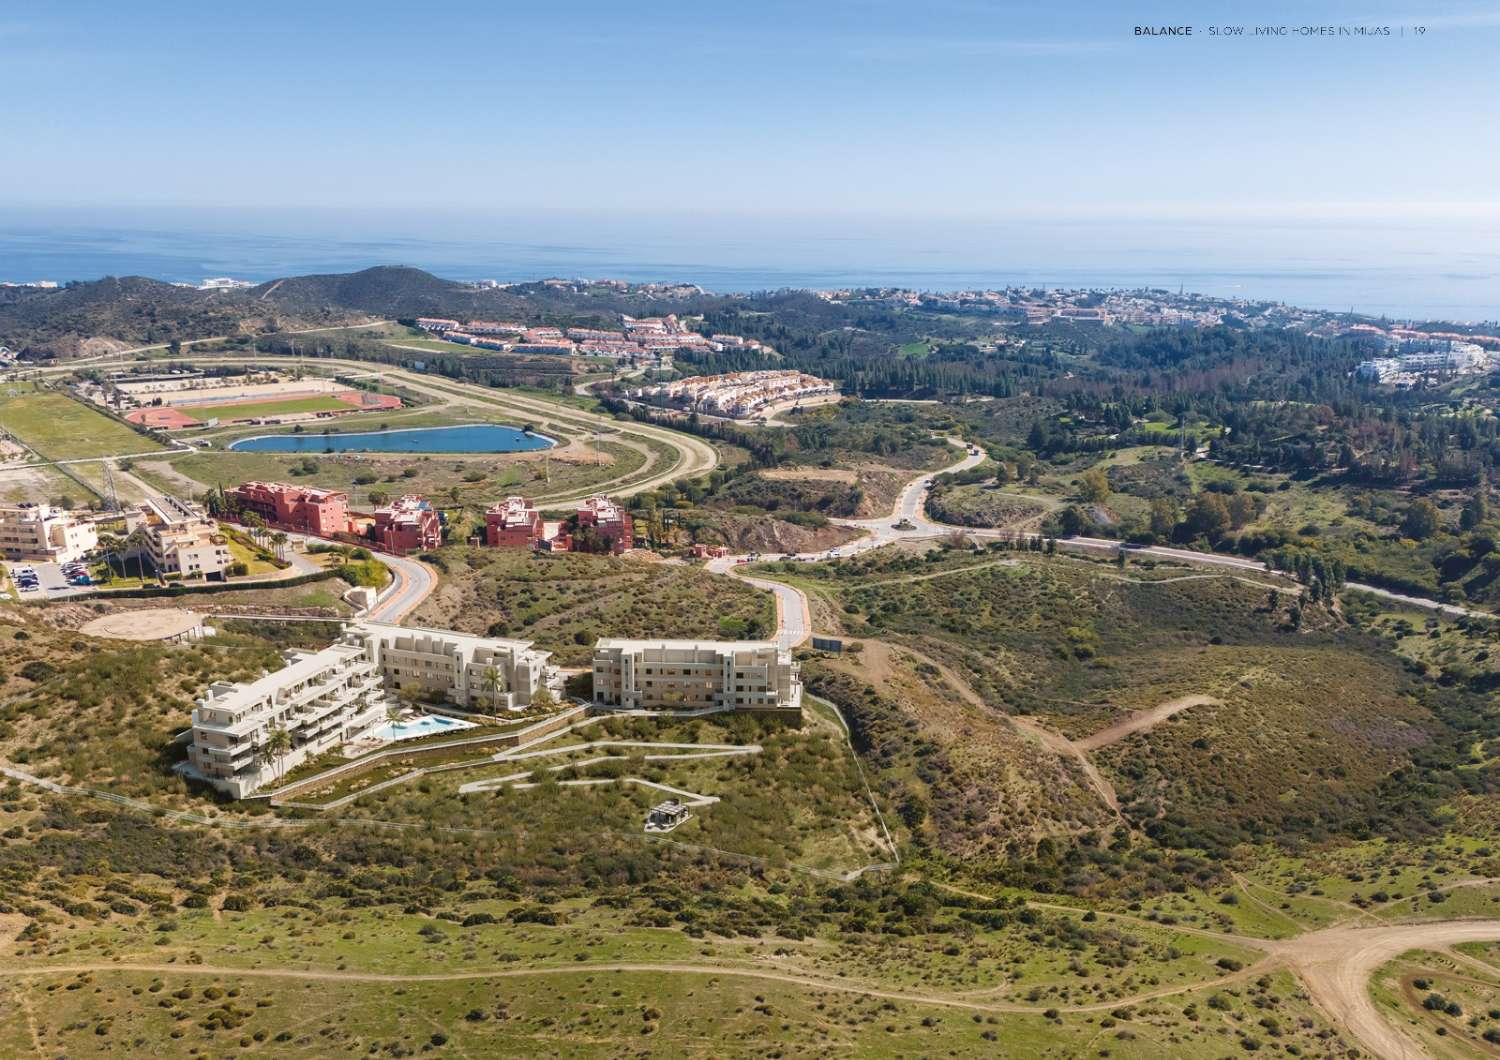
6, 559, 95, 598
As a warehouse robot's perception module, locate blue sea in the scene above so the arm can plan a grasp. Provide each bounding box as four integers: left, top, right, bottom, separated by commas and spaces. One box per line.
2, 207, 1497, 324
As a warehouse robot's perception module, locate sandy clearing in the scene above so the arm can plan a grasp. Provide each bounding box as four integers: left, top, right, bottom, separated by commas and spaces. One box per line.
760, 466, 859, 484
1076, 694, 1221, 751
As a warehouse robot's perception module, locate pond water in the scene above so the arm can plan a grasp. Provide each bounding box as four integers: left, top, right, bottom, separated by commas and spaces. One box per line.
227, 423, 555, 454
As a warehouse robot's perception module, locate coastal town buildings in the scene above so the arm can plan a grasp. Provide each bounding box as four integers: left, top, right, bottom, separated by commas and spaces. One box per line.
227, 481, 351, 537
184, 620, 552, 798
591, 638, 802, 713
371, 495, 441, 555
132, 496, 233, 579
0, 502, 98, 564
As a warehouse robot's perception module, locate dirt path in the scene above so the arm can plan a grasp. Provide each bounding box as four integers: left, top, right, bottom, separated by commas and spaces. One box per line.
1266, 921, 1500, 1060
1008, 713, 1122, 816
0, 955, 1266, 1016
9, 921, 1497, 1056
879, 639, 1124, 819
1076, 694, 1221, 751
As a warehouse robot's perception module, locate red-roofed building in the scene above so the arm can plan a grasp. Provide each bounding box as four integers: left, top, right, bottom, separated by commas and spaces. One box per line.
485, 496, 544, 549
573, 495, 633, 555
372, 495, 441, 555
227, 481, 351, 538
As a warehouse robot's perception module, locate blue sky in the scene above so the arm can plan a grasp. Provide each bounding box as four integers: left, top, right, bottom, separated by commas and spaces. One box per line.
3, 1, 1498, 221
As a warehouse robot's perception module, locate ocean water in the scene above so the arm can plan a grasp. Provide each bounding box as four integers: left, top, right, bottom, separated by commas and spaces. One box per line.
2, 207, 1497, 324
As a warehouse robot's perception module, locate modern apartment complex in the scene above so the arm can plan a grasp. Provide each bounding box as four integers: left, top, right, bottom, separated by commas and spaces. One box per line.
371, 495, 441, 555
187, 628, 383, 798
228, 481, 351, 537
133, 496, 233, 578
0, 502, 97, 563
185, 620, 552, 798
591, 638, 802, 713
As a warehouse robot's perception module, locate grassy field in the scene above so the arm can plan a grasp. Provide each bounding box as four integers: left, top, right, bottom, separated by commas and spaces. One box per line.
0, 389, 167, 461
413, 546, 775, 665
186, 394, 357, 418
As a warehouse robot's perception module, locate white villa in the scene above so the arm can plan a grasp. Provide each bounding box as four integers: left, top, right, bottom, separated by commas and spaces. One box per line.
185, 621, 551, 798
591, 638, 802, 713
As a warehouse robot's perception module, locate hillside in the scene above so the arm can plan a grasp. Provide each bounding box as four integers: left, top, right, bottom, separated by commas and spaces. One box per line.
0, 276, 326, 359
0, 266, 726, 359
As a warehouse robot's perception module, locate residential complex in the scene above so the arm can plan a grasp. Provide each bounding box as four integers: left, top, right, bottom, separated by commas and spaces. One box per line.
0, 502, 97, 563
484, 494, 634, 554
131, 496, 233, 579
1356, 341, 1492, 384
629, 370, 837, 420
591, 638, 803, 713
485, 495, 543, 548
227, 481, 351, 537
371, 495, 442, 555
185, 620, 552, 798
416, 311, 770, 365
570, 494, 634, 554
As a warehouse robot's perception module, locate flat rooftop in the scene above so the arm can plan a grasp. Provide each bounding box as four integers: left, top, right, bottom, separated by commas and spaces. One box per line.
594, 637, 786, 653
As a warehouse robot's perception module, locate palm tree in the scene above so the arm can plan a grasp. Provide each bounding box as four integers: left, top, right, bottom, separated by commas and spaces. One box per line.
270, 531, 288, 561
259, 726, 292, 785
385, 700, 405, 728
97, 532, 122, 582
123, 527, 151, 583
480, 664, 505, 715
242, 511, 265, 546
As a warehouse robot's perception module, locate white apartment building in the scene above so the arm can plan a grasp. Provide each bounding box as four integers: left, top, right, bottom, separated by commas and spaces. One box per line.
0, 503, 97, 563
134, 496, 233, 579
591, 638, 802, 713
185, 621, 552, 798
187, 629, 385, 799
366, 620, 550, 712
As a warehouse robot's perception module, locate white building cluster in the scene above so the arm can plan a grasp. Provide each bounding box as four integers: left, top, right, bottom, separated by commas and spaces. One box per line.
184, 621, 804, 799
185, 621, 553, 798
1355, 341, 1491, 384
629, 370, 836, 420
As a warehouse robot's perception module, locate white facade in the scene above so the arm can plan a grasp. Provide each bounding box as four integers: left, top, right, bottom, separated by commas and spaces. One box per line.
592, 638, 802, 713
187, 630, 385, 798
185, 621, 552, 798
364, 620, 549, 713
135, 496, 232, 578
0, 503, 97, 563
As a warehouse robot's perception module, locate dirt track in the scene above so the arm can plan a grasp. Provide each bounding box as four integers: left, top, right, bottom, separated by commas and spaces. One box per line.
1266, 921, 1500, 1059
1076, 694, 1221, 751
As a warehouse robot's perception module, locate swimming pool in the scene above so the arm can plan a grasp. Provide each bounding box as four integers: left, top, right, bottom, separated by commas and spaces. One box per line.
228, 423, 555, 454
370, 714, 478, 742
